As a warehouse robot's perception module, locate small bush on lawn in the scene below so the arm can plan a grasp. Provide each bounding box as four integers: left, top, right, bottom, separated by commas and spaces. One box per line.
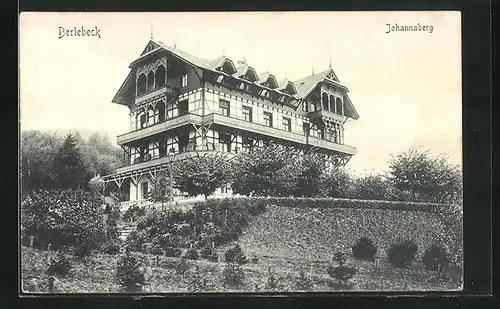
264, 271, 281, 291
181, 247, 199, 260
352, 237, 377, 261
224, 244, 247, 265
100, 238, 122, 255
222, 262, 245, 288
422, 243, 450, 271
186, 265, 214, 292
164, 246, 182, 257
174, 258, 190, 276
143, 242, 163, 255
250, 254, 259, 264
326, 251, 357, 290
295, 270, 314, 291
46, 250, 71, 277
115, 251, 145, 292
387, 240, 418, 268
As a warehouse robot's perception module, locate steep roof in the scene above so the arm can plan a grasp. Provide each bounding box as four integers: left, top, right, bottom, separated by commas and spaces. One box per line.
293, 69, 331, 98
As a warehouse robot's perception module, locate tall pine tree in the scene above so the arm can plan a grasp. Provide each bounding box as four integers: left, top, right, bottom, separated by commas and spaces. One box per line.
53, 133, 86, 190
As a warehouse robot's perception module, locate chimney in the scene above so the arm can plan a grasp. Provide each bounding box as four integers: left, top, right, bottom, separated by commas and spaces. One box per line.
237, 60, 245, 66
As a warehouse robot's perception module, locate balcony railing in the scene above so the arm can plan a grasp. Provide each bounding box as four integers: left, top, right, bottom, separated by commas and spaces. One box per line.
117, 113, 203, 145
135, 85, 178, 104
308, 110, 345, 122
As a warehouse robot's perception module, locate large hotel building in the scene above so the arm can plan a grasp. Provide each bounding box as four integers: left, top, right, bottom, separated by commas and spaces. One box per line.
103, 40, 359, 207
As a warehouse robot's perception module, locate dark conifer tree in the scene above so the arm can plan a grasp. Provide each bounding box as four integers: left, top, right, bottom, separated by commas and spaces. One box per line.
53, 133, 86, 190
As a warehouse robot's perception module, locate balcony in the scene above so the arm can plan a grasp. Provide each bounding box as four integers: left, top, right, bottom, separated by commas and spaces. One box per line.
207, 113, 308, 145
117, 113, 203, 145
135, 85, 178, 104
115, 150, 228, 175
308, 110, 345, 122
206, 113, 356, 155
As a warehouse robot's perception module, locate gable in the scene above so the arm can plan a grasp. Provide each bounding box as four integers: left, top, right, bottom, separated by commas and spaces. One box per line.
140, 41, 161, 56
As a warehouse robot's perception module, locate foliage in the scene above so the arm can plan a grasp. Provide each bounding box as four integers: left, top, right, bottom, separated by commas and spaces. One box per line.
422, 243, 450, 271
80, 132, 123, 185
295, 270, 314, 291
20, 130, 61, 192
249, 254, 259, 264
388, 148, 462, 203
164, 246, 182, 257
21, 189, 105, 254
199, 245, 214, 259
326, 251, 357, 286
100, 238, 122, 255
46, 250, 72, 277
131, 198, 268, 254
294, 151, 329, 197
122, 205, 146, 222
222, 262, 245, 288
264, 271, 281, 291
432, 202, 463, 267
224, 244, 248, 265
231, 143, 301, 197
124, 230, 147, 252
115, 251, 145, 292
387, 240, 419, 268
174, 258, 190, 276
323, 168, 352, 198
53, 133, 86, 190
351, 237, 377, 261
143, 242, 163, 255
146, 176, 172, 207
181, 247, 199, 260
173, 153, 231, 200
185, 265, 215, 292
350, 173, 390, 200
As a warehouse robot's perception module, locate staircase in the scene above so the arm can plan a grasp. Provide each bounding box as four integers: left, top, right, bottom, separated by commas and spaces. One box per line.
118, 222, 137, 241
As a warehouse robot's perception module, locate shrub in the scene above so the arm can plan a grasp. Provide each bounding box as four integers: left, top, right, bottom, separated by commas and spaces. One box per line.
115, 251, 145, 292
124, 230, 147, 252
143, 242, 163, 255
164, 246, 182, 257
222, 262, 245, 288
186, 265, 214, 292
264, 271, 281, 291
181, 247, 199, 260
249, 254, 259, 264
326, 251, 357, 288
224, 244, 247, 265
422, 243, 449, 271
351, 237, 377, 261
295, 270, 314, 291
199, 246, 213, 259
21, 189, 106, 252
100, 238, 122, 255
46, 250, 71, 277
174, 258, 190, 276
387, 240, 418, 268
122, 204, 146, 222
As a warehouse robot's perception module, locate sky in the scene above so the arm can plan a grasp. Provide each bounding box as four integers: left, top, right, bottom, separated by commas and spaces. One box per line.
19, 11, 462, 175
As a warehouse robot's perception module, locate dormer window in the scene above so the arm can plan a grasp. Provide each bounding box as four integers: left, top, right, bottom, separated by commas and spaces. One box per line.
181, 73, 188, 87
239, 82, 245, 90
261, 89, 268, 97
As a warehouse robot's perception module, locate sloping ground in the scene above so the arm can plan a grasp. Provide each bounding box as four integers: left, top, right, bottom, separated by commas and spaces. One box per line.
237, 205, 449, 262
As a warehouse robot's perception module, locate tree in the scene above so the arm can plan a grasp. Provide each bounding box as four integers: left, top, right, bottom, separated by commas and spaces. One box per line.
350, 173, 390, 200
146, 176, 172, 208
388, 147, 462, 203
294, 151, 329, 197
231, 143, 300, 197
323, 167, 352, 198
53, 133, 86, 190
173, 153, 231, 200
20, 130, 61, 192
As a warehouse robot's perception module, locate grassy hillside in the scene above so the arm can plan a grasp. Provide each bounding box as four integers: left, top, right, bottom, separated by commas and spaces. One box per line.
237, 205, 448, 262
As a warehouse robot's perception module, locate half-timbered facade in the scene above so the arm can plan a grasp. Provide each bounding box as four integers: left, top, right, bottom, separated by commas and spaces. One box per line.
103, 40, 360, 207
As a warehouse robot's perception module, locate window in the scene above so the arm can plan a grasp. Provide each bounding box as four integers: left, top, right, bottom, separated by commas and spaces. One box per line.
303, 123, 310, 136
242, 106, 252, 122
140, 114, 147, 128
178, 134, 189, 152
216, 75, 224, 83
219, 133, 232, 152
302, 101, 308, 112
141, 182, 149, 198
181, 73, 188, 87
178, 100, 188, 116
263, 112, 273, 127
219, 99, 230, 116
282, 117, 291, 132
239, 82, 245, 90
221, 185, 230, 194
242, 137, 253, 152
